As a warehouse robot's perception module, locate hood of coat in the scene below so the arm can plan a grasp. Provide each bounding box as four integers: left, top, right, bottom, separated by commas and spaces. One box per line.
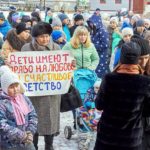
88, 14, 103, 30
0, 20, 10, 27
6, 29, 32, 51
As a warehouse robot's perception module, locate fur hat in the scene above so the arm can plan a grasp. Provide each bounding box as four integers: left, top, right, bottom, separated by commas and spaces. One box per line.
0, 12, 5, 20
51, 30, 63, 41
110, 17, 118, 25
51, 17, 62, 27
16, 22, 30, 34
132, 38, 150, 56
136, 19, 145, 27
58, 13, 68, 22
74, 14, 84, 22
31, 22, 52, 37
120, 42, 141, 64
122, 27, 133, 37
1, 72, 25, 94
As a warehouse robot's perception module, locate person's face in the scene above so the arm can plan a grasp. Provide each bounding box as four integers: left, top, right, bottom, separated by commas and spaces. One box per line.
8, 83, 20, 97
0, 18, 4, 25
94, 86, 100, 94
53, 26, 62, 30
63, 18, 69, 25
96, 10, 100, 16
75, 20, 84, 26
36, 34, 50, 46
138, 54, 150, 69
58, 37, 64, 43
78, 33, 87, 44
145, 22, 150, 29
47, 11, 53, 17
16, 18, 21, 23
26, 22, 32, 28
137, 26, 145, 34
123, 34, 132, 43
110, 21, 117, 29
32, 21, 38, 26
18, 30, 30, 40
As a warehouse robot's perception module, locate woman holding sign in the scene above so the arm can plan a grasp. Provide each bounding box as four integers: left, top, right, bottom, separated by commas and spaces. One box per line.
21, 22, 61, 150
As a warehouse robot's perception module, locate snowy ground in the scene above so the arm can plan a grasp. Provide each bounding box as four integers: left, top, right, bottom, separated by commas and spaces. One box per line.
38, 111, 96, 150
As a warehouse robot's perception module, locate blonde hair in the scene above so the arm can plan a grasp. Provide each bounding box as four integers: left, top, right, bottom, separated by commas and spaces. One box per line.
70, 26, 91, 49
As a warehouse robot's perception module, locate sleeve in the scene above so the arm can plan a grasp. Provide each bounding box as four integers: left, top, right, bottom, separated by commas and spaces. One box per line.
0, 104, 25, 142
88, 44, 100, 70
95, 78, 106, 110
24, 96, 38, 134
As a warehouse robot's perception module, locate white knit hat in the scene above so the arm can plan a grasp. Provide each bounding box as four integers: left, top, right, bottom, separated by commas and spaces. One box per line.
110, 17, 119, 25
1, 72, 25, 94
122, 27, 133, 37
0, 65, 12, 77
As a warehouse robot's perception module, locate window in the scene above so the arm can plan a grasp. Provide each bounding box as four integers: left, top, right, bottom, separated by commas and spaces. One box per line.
115, 0, 121, 4
100, 0, 106, 4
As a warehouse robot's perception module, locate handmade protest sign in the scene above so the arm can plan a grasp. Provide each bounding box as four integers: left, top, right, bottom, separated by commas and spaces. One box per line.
8, 51, 74, 96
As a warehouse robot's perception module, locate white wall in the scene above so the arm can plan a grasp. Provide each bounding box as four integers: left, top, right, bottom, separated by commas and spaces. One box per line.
90, 0, 130, 11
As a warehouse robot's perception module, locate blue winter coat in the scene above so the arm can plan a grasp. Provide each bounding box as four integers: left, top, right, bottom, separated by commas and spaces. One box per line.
0, 20, 12, 40
88, 14, 110, 78
0, 93, 38, 149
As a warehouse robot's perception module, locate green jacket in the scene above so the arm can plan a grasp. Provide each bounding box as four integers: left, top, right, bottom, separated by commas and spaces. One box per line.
62, 42, 99, 70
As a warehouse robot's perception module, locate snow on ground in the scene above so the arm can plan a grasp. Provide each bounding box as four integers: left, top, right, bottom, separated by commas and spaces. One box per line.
38, 111, 96, 150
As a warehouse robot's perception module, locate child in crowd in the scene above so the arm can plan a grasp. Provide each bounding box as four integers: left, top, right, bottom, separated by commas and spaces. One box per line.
0, 68, 38, 150
51, 30, 66, 48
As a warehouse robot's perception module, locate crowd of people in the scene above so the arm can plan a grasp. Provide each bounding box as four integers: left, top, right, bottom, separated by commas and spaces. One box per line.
0, 5, 150, 150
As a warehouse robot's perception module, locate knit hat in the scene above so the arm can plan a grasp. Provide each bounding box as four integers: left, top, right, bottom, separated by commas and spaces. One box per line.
74, 14, 84, 22
0, 12, 5, 20
12, 13, 21, 22
21, 15, 31, 23
131, 14, 141, 22
120, 42, 141, 64
0, 65, 11, 78
136, 19, 145, 27
31, 22, 52, 37
132, 38, 150, 56
1, 72, 25, 94
51, 30, 63, 41
110, 17, 118, 25
122, 27, 133, 37
51, 17, 62, 27
9, 6, 16, 11
58, 13, 68, 22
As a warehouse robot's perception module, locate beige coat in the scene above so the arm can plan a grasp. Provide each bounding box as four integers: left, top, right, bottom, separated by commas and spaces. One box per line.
21, 38, 61, 135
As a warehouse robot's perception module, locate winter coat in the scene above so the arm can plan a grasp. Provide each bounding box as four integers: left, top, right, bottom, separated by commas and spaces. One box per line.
63, 25, 71, 41
0, 93, 37, 149
0, 20, 11, 40
62, 42, 99, 70
21, 38, 61, 135
111, 32, 122, 53
94, 73, 150, 150
1, 29, 32, 60
88, 14, 110, 78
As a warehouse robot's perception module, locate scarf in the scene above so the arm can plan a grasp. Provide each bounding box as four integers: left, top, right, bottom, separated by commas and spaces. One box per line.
11, 94, 31, 126
114, 64, 144, 74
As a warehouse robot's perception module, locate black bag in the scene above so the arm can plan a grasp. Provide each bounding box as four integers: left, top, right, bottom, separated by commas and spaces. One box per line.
60, 85, 83, 112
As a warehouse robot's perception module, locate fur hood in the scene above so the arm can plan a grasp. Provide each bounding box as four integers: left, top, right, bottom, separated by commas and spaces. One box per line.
6, 29, 32, 51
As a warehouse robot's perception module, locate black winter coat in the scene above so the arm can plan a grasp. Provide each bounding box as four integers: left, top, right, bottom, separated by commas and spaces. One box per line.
94, 73, 150, 150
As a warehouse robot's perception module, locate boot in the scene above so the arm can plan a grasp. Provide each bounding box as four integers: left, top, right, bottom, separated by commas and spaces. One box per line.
33, 132, 39, 150
44, 135, 54, 150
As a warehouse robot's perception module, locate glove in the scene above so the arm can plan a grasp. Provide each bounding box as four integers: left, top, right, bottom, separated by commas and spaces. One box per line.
22, 131, 33, 144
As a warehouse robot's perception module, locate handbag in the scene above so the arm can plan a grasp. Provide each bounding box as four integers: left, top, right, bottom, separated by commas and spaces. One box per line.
60, 84, 83, 112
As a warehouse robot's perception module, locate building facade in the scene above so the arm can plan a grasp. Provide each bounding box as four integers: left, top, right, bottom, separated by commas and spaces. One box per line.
90, 0, 145, 14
